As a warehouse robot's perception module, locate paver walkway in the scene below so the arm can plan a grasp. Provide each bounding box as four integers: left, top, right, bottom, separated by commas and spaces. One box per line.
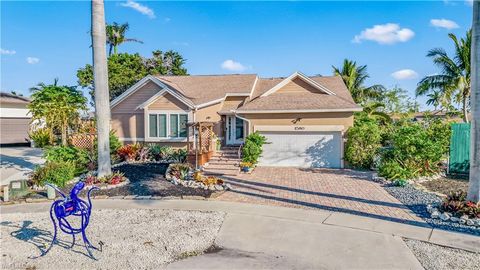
215, 167, 422, 224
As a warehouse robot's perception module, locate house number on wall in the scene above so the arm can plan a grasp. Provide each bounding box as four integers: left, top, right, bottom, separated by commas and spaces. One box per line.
294, 126, 305, 131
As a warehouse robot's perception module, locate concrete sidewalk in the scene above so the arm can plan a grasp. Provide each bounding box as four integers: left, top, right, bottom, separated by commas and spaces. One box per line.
3, 199, 479, 260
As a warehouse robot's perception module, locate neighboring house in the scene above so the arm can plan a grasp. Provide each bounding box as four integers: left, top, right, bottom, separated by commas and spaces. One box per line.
110, 72, 361, 168
0, 92, 31, 145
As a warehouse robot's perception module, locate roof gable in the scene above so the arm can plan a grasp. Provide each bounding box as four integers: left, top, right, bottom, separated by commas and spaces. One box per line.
110, 75, 195, 109
260, 72, 336, 97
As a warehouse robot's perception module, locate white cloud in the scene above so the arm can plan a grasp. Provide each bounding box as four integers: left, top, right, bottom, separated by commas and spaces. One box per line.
353, 23, 415, 45
391, 69, 418, 80
26, 57, 40, 64
1, 48, 16, 55
221, 60, 247, 72
121, 0, 155, 19
430, 19, 459, 30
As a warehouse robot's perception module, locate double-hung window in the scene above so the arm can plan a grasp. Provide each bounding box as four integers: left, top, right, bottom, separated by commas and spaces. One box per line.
148, 112, 188, 139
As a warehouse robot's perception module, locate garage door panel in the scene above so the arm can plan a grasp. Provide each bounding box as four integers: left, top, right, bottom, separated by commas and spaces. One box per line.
259, 131, 341, 168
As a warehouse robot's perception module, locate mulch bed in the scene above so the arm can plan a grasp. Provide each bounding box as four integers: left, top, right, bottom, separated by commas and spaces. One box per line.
420, 176, 469, 196
60, 163, 215, 198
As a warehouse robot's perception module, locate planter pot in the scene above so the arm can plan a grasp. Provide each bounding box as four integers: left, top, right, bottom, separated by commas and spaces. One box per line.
241, 166, 253, 173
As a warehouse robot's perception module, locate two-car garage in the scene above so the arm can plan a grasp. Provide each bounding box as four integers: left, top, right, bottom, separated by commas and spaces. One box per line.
255, 126, 344, 169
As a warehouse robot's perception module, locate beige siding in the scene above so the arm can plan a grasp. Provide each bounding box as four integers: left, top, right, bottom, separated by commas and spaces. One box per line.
276, 77, 324, 94
148, 93, 189, 111
111, 113, 144, 140
243, 112, 354, 133
195, 102, 224, 137
220, 96, 247, 111
112, 81, 162, 113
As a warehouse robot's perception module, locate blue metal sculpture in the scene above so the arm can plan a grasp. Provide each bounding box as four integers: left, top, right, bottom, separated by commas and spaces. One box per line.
41, 181, 100, 258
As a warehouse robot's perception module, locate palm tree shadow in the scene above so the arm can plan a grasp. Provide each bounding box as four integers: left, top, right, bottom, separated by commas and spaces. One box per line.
0, 220, 89, 259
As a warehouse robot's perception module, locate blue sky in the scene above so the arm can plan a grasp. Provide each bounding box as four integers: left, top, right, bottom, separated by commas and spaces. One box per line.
0, 1, 474, 109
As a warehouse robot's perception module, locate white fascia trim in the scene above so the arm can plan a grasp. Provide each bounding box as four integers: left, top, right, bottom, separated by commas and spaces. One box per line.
111, 77, 152, 108
111, 75, 195, 109
235, 108, 363, 114
195, 93, 250, 109
135, 90, 166, 110
249, 76, 259, 98
260, 71, 336, 97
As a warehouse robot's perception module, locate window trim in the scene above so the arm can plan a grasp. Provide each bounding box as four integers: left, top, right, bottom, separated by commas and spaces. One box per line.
145, 109, 191, 142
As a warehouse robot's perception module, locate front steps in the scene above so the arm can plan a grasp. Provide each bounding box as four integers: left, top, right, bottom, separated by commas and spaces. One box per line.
203, 147, 241, 176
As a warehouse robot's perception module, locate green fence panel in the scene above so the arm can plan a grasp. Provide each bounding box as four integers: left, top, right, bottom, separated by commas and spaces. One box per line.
449, 123, 470, 174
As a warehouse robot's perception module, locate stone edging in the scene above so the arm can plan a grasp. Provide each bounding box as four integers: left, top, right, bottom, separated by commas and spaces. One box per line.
1, 192, 224, 205
427, 204, 480, 229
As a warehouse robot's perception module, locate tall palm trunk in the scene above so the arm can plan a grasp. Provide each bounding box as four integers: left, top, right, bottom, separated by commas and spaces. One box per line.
92, 0, 111, 177
463, 92, 469, 123
468, 0, 480, 202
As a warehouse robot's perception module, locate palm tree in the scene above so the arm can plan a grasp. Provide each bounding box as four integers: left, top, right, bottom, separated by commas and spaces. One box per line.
332, 59, 385, 104
92, 0, 111, 177
417, 30, 472, 122
467, 0, 479, 202
106, 22, 143, 56
362, 102, 392, 123
426, 90, 443, 111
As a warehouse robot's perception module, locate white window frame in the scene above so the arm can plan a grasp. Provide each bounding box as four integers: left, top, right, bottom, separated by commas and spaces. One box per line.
145, 109, 192, 142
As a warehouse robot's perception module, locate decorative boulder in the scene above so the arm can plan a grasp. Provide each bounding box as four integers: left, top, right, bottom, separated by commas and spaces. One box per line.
439, 212, 450, 221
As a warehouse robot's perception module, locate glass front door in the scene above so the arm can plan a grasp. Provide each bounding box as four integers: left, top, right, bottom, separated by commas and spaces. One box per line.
226, 116, 244, 145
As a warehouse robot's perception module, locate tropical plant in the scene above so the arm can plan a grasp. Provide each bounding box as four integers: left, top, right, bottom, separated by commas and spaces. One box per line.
376, 87, 419, 114
117, 144, 139, 161
43, 146, 90, 174
242, 132, 267, 164
468, 1, 479, 202
92, 0, 112, 177
345, 117, 383, 169
28, 79, 87, 146
332, 59, 385, 104
361, 102, 392, 123
426, 90, 443, 111
30, 161, 76, 187
168, 163, 191, 180
171, 149, 188, 163
148, 144, 174, 160
417, 30, 472, 122
29, 127, 53, 148
77, 51, 188, 102
106, 22, 143, 56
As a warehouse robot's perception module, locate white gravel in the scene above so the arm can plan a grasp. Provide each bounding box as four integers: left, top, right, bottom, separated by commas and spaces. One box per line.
404, 239, 480, 270
0, 209, 225, 269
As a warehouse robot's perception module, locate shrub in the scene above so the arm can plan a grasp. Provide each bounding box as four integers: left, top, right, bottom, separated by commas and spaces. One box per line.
137, 146, 150, 161
171, 149, 187, 163
440, 191, 480, 218
98, 171, 127, 185
117, 144, 139, 161
149, 145, 174, 161
393, 179, 408, 187
44, 146, 90, 174
168, 163, 191, 180
345, 118, 382, 169
29, 128, 53, 148
242, 132, 267, 164
30, 161, 76, 187
378, 121, 448, 180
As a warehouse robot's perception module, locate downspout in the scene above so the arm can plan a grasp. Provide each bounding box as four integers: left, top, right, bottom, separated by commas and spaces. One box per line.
232, 110, 251, 160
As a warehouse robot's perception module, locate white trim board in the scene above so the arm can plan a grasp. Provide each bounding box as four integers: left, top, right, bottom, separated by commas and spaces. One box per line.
254, 125, 345, 132
235, 108, 363, 114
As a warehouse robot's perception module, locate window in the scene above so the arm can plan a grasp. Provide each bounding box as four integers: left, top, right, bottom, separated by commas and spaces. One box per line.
148, 112, 188, 139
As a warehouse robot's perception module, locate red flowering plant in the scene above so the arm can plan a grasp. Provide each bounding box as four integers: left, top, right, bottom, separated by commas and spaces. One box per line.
116, 144, 138, 161
440, 190, 480, 218
84, 175, 100, 186
98, 171, 127, 185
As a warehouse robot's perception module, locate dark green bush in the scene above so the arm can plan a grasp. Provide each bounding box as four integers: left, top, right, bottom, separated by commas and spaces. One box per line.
242, 132, 267, 164
44, 146, 89, 174
378, 120, 450, 180
30, 161, 76, 187
345, 118, 382, 169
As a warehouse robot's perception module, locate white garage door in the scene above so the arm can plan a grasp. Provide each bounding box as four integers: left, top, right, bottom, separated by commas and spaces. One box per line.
258, 131, 342, 168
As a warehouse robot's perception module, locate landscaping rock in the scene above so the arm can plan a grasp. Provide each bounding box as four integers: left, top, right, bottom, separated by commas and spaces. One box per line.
208, 185, 216, 191
135, 195, 152, 200
450, 217, 460, 223
439, 213, 450, 221
466, 219, 475, 226
431, 211, 440, 219
214, 185, 224, 191
124, 195, 137, 200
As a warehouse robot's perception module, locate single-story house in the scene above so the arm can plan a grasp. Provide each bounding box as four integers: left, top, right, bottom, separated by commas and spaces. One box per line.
110, 72, 361, 168
0, 92, 32, 145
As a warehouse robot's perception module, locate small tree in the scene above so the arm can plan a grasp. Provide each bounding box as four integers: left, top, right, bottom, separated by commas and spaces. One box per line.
242, 132, 267, 164
28, 80, 87, 146
345, 116, 382, 169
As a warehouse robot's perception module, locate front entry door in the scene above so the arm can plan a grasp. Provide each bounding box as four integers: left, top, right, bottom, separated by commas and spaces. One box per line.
226, 116, 244, 145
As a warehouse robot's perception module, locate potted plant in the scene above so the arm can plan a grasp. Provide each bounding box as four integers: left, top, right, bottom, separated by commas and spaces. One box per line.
240, 162, 254, 173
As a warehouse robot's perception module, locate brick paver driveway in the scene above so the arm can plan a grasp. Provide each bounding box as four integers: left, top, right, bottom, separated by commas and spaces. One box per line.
215, 167, 422, 223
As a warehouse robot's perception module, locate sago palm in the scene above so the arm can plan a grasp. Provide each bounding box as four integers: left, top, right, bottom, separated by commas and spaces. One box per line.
417, 30, 471, 122
106, 22, 143, 56
332, 59, 385, 104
